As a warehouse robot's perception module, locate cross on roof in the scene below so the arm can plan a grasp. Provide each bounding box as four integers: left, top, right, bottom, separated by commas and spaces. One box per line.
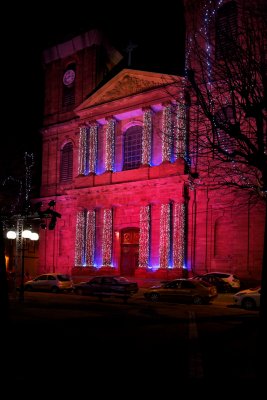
125, 41, 138, 67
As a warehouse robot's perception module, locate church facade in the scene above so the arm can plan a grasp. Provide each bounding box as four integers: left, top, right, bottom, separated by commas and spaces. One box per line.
36, 1, 265, 281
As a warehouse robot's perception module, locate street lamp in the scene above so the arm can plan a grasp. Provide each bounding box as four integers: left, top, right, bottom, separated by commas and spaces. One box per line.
6, 227, 39, 302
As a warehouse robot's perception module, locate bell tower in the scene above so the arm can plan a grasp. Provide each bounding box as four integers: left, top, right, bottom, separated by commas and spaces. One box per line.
42, 29, 123, 127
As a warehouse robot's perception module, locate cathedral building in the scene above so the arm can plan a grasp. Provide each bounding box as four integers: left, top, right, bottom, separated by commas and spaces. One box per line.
36, 0, 265, 281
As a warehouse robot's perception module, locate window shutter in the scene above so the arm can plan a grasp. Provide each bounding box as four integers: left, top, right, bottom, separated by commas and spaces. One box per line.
60, 142, 73, 182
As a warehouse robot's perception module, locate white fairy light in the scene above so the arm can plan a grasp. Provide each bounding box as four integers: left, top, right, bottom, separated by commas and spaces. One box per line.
85, 210, 96, 266
175, 103, 186, 159
78, 126, 88, 175
162, 104, 173, 162
105, 119, 115, 172
75, 210, 86, 266
142, 108, 152, 166
102, 209, 113, 266
139, 205, 150, 268
159, 203, 171, 269
88, 123, 98, 174
173, 202, 185, 269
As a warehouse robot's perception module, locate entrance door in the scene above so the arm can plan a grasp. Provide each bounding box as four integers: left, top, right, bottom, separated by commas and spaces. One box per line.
120, 229, 139, 276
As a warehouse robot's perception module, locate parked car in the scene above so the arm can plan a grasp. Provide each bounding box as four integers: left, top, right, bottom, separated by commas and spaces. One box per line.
73, 275, 139, 302
23, 273, 73, 293
199, 272, 240, 290
193, 274, 232, 293
143, 278, 218, 304
233, 287, 261, 310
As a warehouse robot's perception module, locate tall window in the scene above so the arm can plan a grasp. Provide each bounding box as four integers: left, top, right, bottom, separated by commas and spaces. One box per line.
216, 1, 237, 60
60, 142, 73, 182
123, 126, 142, 170
215, 106, 236, 153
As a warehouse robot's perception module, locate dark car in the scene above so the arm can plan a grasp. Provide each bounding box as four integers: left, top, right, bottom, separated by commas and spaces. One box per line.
193, 274, 232, 293
73, 275, 139, 302
143, 278, 218, 304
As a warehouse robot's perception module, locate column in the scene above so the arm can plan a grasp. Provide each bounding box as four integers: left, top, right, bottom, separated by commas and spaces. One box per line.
75, 209, 86, 266
105, 118, 115, 172
85, 209, 96, 267
173, 202, 185, 269
78, 126, 89, 175
138, 205, 150, 268
162, 103, 173, 162
174, 102, 186, 160
142, 108, 152, 166
159, 203, 171, 268
88, 122, 98, 174
102, 208, 113, 266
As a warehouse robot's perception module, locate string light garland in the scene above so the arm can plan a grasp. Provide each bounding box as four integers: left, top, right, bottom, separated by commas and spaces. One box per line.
85, 210, 96, 266
185, 0, 223, 82
78, 126, 88, 175
159, 203, 171, 269
102, 209, 113, 266
24, 152, 34, 211
162, 104, 173, 162
139, 205, 150, 268
173, 202, 185, 269
142, 108, 152, 166
175, 103, 187, 160
88, 123, 98, 174
75, 210, 86, 266
105, 119, 115, 172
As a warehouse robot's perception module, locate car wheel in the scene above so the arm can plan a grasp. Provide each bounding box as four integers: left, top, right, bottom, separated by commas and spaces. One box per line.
149, 293, 160, 302
193, 296, 203, 305
24, 285, 32, 291
51, 286, 59, 293
123, 296, 129, 303
242, 298, 256, 310
76, 289, 83, 296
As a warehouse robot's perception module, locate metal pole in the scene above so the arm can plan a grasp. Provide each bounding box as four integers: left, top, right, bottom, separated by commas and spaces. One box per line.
19, 241, 25, 303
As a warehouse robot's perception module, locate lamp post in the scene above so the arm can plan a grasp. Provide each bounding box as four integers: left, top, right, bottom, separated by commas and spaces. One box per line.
7, 226, 39, 303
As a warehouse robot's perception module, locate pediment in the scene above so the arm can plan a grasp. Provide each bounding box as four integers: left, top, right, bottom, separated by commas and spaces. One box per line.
76, 69, 177, 111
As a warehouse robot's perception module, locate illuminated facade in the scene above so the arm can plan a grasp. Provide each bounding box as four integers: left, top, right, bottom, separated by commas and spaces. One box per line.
37, 1, 265, 280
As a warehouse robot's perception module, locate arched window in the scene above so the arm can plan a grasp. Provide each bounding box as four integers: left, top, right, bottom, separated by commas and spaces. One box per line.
123, 126, 142, 170
60, 142, 73, 182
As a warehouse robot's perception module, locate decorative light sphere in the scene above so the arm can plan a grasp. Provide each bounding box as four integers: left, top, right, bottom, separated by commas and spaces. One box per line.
22, 229, 32, 239
7, 230, 16, 239
30, 232, 39, 241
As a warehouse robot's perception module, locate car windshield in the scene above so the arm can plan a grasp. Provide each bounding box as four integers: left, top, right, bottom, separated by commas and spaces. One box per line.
115, 277, 129, 283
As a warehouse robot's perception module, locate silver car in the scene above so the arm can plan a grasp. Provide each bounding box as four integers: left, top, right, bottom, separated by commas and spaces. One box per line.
233, 287, 261, 310
200, 272, 240, 290
24, 273, 73, 293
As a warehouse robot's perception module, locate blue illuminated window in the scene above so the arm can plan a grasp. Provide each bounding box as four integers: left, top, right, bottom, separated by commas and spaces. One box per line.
123, 126, 142, 170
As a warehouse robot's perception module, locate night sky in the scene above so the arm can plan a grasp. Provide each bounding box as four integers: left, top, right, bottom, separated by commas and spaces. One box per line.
2, 1, 185, 182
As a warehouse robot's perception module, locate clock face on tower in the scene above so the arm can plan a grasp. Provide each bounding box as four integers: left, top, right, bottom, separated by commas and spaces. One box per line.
63, 69, 76, 86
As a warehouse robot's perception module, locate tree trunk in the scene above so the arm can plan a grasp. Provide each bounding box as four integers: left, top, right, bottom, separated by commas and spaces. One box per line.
260, 200, 267, 333
0, 219, 9, 322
